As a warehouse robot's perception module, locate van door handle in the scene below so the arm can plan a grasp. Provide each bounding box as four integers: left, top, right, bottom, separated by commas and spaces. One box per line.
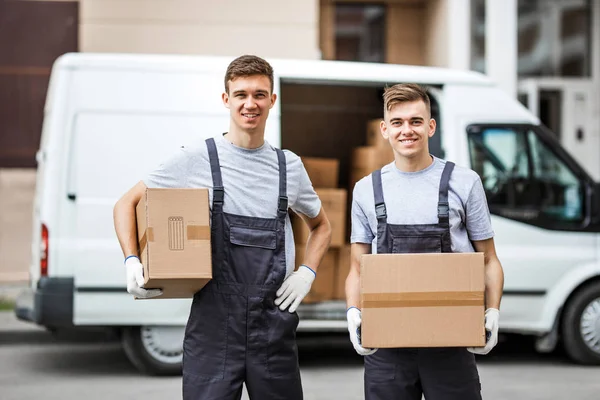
67, 193, 76, 201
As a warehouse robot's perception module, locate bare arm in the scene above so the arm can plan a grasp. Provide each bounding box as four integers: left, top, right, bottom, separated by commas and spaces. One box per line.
345, 242, 371, 309
296, 207, 332, 273
113, 181, 147, 258
472, 238, 504, 309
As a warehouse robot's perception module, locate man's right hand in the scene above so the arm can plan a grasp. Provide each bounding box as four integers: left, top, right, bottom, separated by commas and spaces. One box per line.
347, 307, 377, 356
125, 256, 162, 299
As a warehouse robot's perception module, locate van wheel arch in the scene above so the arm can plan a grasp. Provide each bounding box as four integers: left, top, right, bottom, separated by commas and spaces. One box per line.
121, 326, 184, 376
560, 279, 600, 365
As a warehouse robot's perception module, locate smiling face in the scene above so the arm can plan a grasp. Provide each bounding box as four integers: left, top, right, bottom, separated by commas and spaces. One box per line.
382, 99, 436, 160
222, 74, 276, 134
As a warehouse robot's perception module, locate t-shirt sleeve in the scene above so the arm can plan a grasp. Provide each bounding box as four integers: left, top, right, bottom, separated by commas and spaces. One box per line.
287, 154, 321, 219
143, 146, 192, 189
350, 182, 375, 244
465, 176, 495, 241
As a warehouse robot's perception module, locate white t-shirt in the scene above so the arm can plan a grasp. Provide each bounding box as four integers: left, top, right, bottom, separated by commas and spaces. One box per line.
351, 156, 495, 253
144, 134, 322, 276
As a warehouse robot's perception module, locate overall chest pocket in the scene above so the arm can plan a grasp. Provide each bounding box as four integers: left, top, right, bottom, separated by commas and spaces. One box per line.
392, 235, 442, 254
228, 225, 278, 284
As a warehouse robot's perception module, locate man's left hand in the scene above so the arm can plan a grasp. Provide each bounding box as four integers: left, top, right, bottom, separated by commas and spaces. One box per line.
468, 308, 500, 355
275, 265, 316, 313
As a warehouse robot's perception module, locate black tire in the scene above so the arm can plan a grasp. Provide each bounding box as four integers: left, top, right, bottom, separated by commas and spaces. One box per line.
121, 326, 183, 375
561, 282, 600, 365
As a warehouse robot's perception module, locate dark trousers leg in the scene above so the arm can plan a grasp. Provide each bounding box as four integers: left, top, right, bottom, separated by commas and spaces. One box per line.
418, 348, 482, 400
245, 359, 303, 400
364, 349, 422, 400
182, 373, 244, 400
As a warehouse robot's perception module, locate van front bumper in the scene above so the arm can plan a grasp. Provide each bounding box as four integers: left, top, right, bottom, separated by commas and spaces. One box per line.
14, 277, 74, 328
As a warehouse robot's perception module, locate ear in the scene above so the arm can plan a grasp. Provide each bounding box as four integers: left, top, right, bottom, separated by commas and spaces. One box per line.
428, 118, 436, 138
222, 92, 230, 109
380, 119, 389, 139
269, 93, 277, 109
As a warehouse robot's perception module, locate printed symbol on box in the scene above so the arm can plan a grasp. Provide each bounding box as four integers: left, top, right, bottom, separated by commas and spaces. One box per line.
168, 216, 184, 251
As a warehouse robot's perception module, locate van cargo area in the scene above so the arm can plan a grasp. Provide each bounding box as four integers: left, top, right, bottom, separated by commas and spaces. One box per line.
280, 80, 443, 327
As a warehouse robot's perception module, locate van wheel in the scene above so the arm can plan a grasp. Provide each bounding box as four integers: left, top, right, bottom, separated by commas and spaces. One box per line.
121, 326, 184, 375
562, 282, 600, 365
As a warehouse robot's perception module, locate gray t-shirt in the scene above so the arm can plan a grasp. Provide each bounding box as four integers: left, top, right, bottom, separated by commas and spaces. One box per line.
144, 134, 322, 277
351, 156, 494, 253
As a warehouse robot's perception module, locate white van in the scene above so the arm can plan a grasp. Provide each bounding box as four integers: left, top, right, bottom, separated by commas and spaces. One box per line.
15, 53, 600, 374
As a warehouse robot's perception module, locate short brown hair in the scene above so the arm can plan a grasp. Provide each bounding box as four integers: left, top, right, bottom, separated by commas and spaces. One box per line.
224, 55, 274, 94
383, 83, 431, 117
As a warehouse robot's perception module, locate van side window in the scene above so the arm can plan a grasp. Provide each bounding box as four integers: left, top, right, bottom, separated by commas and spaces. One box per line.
467, 125, 585, 228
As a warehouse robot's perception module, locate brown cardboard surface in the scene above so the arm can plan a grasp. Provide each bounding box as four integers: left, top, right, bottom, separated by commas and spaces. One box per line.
292, 188, 347, 247
360, 253, 485, 348
296, 245, 338, 303
136, 188, 212, 299
302, 157, 339, 188
334, 244, 351, 299
366, 118, 389, 148
351, 146, 394, 170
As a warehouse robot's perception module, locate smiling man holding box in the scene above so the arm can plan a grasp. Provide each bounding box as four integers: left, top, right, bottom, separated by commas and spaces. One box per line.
346, 83, 504, 400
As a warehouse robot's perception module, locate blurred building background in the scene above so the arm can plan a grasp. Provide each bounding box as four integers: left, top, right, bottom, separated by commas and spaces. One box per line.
0, 0, 599, 284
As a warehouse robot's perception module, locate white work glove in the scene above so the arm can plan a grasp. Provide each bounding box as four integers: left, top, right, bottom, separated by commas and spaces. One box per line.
347, 307, 377, 356
125, 256, 162, 299
468, 308, 500, 355
275, 265, 316, 313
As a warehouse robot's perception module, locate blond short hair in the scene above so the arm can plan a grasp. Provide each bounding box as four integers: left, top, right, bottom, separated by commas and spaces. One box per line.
383, 83, 431, 117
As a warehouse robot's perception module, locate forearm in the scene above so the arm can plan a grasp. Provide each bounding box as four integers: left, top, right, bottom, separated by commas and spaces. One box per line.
345, 267, 361, 309
113, 198, 140, 258
301, 218, 332, 273
484, 255, 504, 310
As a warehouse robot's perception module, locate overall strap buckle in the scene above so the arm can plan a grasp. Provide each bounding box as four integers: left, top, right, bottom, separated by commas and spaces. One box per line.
278, 196, 288, 213
375, 203, 387, 219
213, 187, 224, 204
437, 201, 449, 218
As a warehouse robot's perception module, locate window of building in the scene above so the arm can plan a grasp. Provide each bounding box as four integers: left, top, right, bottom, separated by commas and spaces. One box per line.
518, 0, 592, 77
470, 0, 486, 73
470, 0, 592, 77
334, 4, 386, 63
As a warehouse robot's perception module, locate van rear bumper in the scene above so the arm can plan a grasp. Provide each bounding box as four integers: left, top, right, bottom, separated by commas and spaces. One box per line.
14, 277, 74, 328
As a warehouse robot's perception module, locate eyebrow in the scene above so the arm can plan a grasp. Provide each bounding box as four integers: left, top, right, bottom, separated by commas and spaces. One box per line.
390, 117, 425, 122
232, 89, 269, 95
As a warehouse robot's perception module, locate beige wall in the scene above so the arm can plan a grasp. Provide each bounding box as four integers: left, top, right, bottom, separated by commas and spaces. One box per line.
386, 4, 425, 65
424, 0, 448, 67
0, 169, 35, 284
79, 0, 320, 59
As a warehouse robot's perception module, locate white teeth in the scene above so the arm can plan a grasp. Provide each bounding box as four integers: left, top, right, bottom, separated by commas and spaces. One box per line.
401, 139, 416, 143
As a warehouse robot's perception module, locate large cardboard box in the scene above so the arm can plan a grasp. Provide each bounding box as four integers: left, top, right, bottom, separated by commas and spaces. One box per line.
334, 244, 351, 299
296, 245, 338, 303
361, 253, 485, 348
352, 146, 395, 170
136, 188, 212, 299
302, 157, 339, 188
292, 188, 347, 247
366, 118, 388, 148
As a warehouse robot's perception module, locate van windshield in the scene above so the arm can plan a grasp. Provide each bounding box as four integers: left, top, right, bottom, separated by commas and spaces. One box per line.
467, 124, 586, 229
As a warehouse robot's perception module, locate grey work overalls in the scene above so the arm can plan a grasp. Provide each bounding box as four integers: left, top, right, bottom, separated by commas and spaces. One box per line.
182, 138, 303, 400
365, 161, 482, 400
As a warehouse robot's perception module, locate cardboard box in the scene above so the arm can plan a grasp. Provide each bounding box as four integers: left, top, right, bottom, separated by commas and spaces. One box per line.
296, 245, 338, 303
334, 244, 351, 299
136, 188, 212, 299
351, 146, 394, 170
366, 118, 389, 148
302, 157, 340, 188
361, 253, 485, 348
292, 188, 347, 247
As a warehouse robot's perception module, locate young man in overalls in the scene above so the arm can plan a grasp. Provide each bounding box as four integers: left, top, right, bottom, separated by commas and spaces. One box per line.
113, 55, 332, 400
345, 83, 504, 400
